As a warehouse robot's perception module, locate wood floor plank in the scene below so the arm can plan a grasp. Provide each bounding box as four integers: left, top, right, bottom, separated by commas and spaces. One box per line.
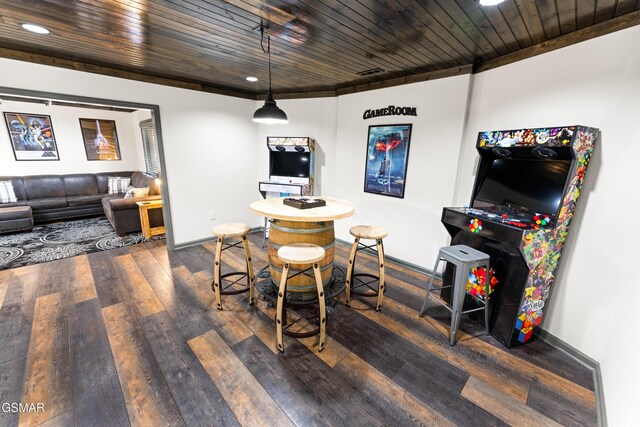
134, 247, 252, 345
335, 242, 595, 389
71, 256, 97, 304
0, 264, 40, 365
69, 298, 129, 427
344, 297, 531, 403
19, 292, 72, 426
140, 311, 240, 427
148, 241, 213, 274
335, 246, 595, 406
172, 266, 253, 345
0, 356, 27, 427
188, 329, 295, 427
102, 303, 185, 427
36, 257, 75, 298
233, 335, 383, 427
112, 254, 164, 318
461, 376, 561, 426
328, 301, 506, 426
198, 253, 352, 367
527, 382, 597, 427
86, 250, 128, 308
423, 309, 596, 411
334, 352, 455, 426
0, 269, 12, 310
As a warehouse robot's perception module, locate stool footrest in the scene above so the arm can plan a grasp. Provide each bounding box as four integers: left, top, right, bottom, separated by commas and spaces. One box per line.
461, 305, 487, 315
351, 272, 386, 297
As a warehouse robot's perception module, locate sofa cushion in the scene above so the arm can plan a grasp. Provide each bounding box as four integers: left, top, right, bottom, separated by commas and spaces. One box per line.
124, 187, 149, 199
0, 177, 26, 201
24, 175, 65, 199
0, 201, 28, 209
131, 171, 160, 195
66, 195, 104, 207
0, 217, 34, 234
0, 205, 32, 221
0, 180, 17, 203
108, 177, 131, 194
96, 172, 132, 194
27, 197, 68, 210
63, 174, 99, 197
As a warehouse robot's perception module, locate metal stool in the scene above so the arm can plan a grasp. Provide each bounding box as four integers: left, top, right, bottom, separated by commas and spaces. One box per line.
346, 225, 388, 311
276, 243, 327, 353
211, 223, 255, 310
419, 245, 490, 345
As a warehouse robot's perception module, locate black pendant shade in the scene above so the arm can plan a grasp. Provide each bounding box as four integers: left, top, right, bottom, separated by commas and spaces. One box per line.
253, 25, 288, 125
253, 90, 288, 124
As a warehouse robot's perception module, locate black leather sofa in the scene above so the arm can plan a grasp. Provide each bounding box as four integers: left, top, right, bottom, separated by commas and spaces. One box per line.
0, 171, 163, 235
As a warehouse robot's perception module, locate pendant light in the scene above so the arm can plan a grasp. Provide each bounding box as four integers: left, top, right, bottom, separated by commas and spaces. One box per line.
253, 24, 288, 124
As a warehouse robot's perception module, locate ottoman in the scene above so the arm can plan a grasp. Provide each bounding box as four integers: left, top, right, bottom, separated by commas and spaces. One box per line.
0, 205, 34, 234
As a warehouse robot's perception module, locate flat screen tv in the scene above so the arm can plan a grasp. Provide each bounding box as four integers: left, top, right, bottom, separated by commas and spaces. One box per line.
473, 159, 572, 217
270, 152, 310, 178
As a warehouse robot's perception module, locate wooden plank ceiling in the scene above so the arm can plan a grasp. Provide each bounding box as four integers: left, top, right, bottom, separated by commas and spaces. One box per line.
0, 0, 638, 99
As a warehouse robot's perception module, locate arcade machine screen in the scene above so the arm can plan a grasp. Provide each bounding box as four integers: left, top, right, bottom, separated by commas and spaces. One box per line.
473, 159, 572, 218
270, 152, 311, 178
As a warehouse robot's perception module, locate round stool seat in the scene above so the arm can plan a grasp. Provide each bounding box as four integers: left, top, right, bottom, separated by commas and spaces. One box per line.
213, 223, 251, 238
278, 243, 325, 264
350, 225, 388, 240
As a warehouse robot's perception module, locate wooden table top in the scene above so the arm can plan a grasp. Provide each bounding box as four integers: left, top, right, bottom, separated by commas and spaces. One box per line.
250, 197, 354, 222
136, 200, 163, 207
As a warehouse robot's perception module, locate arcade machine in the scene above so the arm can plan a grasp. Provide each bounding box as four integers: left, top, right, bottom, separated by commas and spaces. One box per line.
258, 137, 316, 244
440, 125, 598, 347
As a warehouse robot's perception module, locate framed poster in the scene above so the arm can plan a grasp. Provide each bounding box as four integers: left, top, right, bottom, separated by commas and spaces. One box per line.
363, 124, 412, 198
79, 118, 121, 160
4, 112, 59, 161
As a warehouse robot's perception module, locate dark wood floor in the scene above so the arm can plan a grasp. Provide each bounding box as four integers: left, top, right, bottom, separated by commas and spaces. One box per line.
0, 232, 597, 426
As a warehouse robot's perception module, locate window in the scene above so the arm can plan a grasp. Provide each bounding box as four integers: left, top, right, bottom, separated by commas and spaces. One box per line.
139, 118, 161, 175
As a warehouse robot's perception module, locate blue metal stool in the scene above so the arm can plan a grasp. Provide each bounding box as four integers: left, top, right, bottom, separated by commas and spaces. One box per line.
419, 245, 491, 345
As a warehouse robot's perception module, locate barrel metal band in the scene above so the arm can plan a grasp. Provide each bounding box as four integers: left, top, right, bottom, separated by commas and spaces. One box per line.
270, 263, 333, 274
270, 223, 334, 234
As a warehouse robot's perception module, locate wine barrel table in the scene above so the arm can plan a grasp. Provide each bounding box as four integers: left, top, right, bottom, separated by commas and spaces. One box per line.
249, 197, 354, 303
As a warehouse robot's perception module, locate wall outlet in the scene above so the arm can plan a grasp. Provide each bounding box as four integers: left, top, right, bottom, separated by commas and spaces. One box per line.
210, 211, 216, 220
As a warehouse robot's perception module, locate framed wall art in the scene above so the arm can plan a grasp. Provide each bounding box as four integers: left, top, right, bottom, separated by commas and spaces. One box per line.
363, 124, 412, 198
4, 112, 59, 161
79, 118, 121, 161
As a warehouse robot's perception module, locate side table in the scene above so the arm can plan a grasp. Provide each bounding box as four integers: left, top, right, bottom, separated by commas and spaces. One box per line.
136, 200, 165, 239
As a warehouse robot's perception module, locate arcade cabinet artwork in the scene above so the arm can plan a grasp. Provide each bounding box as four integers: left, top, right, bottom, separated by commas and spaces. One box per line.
258, 137, 315, 198
440, 126, 598, 347
364, 124, 412, 198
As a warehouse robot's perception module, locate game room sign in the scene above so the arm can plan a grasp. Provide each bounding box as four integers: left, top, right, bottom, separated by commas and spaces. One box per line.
363, 105, 417, 120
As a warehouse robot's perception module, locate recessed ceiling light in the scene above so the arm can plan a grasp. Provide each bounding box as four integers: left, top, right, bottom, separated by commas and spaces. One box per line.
479, 0, 506, 5
20, 23, 50, 34
246, 76, 258, 82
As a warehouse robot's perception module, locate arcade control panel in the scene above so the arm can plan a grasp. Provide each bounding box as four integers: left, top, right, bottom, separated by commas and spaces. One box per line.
442, 207, 553, 246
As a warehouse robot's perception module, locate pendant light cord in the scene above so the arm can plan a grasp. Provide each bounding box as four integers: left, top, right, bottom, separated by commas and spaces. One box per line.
259, 23, 272, 91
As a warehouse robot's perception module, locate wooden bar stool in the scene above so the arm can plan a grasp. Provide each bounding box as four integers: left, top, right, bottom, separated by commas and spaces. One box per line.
211, 223, 254, 310
276, 243, 327, 353
419, 244, 490, 345
346, 225, 388, 311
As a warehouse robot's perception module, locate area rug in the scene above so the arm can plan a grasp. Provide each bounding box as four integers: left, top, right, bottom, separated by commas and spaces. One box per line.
0, 216, 164, 270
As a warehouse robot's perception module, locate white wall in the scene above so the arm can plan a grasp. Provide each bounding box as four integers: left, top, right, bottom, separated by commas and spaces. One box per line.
0, 99, 143, 174
256, 97, 338, 197
457, 26, 640, 426
333, 75, 471, 266
0, 58, 259, 245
